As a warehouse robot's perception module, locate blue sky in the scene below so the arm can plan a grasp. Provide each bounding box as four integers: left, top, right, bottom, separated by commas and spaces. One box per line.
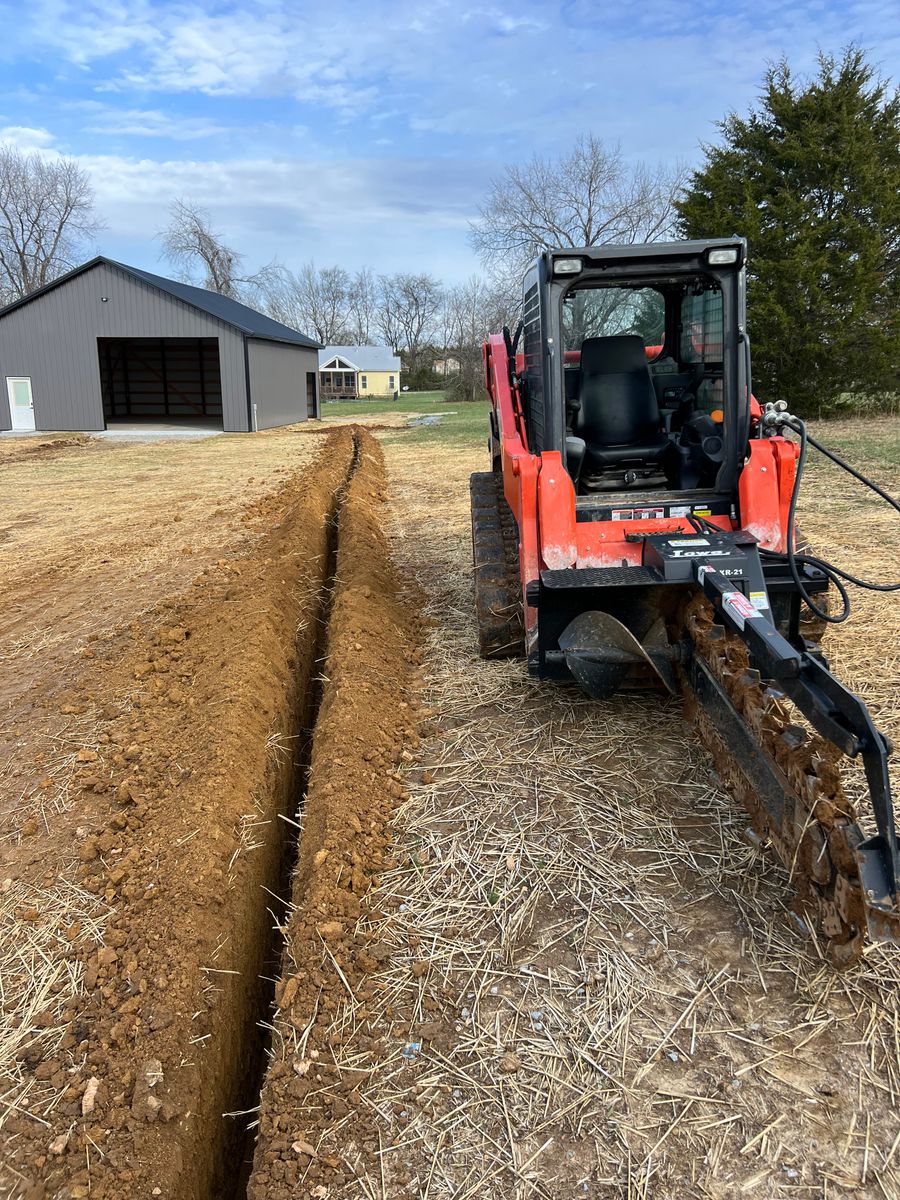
0, 0, 898, 283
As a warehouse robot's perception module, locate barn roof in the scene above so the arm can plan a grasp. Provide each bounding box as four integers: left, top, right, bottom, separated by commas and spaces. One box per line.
0, 256, 322, 349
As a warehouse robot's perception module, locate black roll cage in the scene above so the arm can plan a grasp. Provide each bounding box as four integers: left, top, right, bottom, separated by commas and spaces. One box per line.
526, 240, 750, 498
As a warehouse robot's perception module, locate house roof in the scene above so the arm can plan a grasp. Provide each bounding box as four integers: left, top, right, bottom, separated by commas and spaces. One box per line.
319, 345, 400, 372
0, 256, 322, 349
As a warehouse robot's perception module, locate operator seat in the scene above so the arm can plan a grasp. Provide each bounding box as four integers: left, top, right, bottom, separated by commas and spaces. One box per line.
574, 335, 672, 475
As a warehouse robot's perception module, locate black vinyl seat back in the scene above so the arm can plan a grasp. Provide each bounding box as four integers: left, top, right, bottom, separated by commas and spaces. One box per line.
576, 335, 664, 448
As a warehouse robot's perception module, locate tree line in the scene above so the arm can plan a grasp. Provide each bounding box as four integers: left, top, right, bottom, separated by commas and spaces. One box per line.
0, 46, 896, 413
162, 201, 524, 395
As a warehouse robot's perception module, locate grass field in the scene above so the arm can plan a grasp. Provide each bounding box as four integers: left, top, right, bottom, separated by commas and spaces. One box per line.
807, 414, 900, 474
324, 389, 490, 449
327, 390, 900, 476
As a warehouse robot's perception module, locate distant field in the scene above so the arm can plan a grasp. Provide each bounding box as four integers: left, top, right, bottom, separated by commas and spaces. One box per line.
809, 414, 900, 474
324, 389, 490, 449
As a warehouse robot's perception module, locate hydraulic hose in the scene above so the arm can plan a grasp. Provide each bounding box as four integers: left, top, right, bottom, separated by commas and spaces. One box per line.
761, 411, 900, 624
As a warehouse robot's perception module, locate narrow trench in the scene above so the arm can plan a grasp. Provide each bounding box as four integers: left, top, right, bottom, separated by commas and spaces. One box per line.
221, 433, 362, 1199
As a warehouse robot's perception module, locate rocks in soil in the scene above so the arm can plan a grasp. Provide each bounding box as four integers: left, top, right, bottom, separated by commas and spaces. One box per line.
131, 1059, 165, 1122
246, 433, 421, 1197
81, 1076, 101, 1116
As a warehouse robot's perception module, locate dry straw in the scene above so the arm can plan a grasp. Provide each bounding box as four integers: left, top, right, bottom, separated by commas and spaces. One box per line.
0, 879, 107, 1138
306, 423, 900, 1198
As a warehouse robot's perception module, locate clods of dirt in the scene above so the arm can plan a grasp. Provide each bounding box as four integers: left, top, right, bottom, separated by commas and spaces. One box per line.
2, 430, 365, 1198
247, 435, 422, 1198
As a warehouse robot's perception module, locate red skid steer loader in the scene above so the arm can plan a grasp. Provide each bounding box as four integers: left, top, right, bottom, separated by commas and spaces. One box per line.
472, 238, 899, 964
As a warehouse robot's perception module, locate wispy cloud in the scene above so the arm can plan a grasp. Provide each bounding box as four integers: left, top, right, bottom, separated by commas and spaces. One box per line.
70, 146, 492, 276
78, 104, 231, 140
11, 1, 419, 114
5, 0, 898, 146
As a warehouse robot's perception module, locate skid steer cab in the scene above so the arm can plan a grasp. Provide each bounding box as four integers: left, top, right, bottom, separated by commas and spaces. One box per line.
473, 238, 900, 959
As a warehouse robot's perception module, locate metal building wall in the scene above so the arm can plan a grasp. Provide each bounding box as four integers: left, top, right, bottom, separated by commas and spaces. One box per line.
247, 339, 318, 430
0, 262, 249, 432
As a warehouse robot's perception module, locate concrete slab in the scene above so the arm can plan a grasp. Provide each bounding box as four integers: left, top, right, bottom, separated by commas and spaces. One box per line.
95, 420, 225, 442
2, 421, 224, 443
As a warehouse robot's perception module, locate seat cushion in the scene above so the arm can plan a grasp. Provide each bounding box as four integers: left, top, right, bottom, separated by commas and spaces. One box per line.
585, 435, 672, 471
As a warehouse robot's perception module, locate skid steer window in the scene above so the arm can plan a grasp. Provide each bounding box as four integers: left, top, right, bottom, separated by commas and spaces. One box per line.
681, 289, 723, 363
680, 286, 725, 417
562, 286, 665, 358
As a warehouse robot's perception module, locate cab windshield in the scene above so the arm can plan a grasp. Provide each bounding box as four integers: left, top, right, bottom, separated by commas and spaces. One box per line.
560, 278, 727, 494
563, 285, 665, 357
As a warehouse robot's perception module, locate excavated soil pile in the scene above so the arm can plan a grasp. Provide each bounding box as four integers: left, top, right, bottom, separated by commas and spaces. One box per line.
246, 437, 420, 1198
1, 427, 420, 1198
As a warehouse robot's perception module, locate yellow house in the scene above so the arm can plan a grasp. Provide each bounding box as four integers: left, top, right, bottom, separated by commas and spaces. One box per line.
318, 346, 401, 400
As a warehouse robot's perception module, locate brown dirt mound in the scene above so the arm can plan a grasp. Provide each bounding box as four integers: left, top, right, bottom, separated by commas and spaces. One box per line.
2, 429, 358, 1198
0, 434, 90, 464
247, 435, 421, 1198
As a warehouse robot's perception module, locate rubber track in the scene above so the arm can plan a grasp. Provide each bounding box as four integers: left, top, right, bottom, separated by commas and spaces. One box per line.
470, 471, 525, 659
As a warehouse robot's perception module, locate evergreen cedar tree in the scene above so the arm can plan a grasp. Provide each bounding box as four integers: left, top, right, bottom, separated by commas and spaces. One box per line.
675, 48, 900, 417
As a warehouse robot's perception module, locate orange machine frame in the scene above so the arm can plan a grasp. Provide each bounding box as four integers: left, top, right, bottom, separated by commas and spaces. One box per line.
484, 333, 798, 639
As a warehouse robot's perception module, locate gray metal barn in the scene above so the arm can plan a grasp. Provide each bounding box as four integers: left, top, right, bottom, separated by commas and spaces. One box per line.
0, 257, 322, 433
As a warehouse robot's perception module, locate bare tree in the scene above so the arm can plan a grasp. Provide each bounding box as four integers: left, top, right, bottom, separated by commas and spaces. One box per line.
347, 267, 377, 344
470, 134, 687, 297
374, 275, 404, 355
315, 266, 353, 343
376, 272, 443, 376
161, 199, 256, 298
0, 147, 101, 304
441, 277, 492, 401
440, 276, 517, 401
261, 261, 353, 343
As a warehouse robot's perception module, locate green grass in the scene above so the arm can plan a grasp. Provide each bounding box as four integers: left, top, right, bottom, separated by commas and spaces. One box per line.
808, 416, 900, 478
323, 390, 489, 450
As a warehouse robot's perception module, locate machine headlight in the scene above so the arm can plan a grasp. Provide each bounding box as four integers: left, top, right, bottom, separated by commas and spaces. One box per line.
707, 247, 739, 265
553, 257, 583, 275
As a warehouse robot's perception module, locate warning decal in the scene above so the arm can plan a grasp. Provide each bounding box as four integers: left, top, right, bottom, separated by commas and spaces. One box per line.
722, 590, 758, 630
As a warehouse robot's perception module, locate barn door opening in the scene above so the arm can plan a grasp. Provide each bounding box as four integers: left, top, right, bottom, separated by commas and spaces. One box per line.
98, 337, 224, 428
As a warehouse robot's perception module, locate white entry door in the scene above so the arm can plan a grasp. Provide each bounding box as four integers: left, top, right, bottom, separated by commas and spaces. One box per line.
6, 377, 35, 431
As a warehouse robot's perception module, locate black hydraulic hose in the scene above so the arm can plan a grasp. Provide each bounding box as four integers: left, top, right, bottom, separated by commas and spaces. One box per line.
763, 415, 900, 624
805, 426, 900, 515
680, 422, 898, 624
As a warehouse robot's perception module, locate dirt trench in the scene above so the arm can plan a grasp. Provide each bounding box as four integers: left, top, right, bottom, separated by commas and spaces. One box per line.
245, 431, 421, 1197
1, 428, 419, 1199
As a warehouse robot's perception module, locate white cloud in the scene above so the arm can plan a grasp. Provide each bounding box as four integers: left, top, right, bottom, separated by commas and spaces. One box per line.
13, 0, 421, 114
6, 0, 900, 151
79, 105, 230, 140
67, 146, 489, 279
0, 125, 58, 151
